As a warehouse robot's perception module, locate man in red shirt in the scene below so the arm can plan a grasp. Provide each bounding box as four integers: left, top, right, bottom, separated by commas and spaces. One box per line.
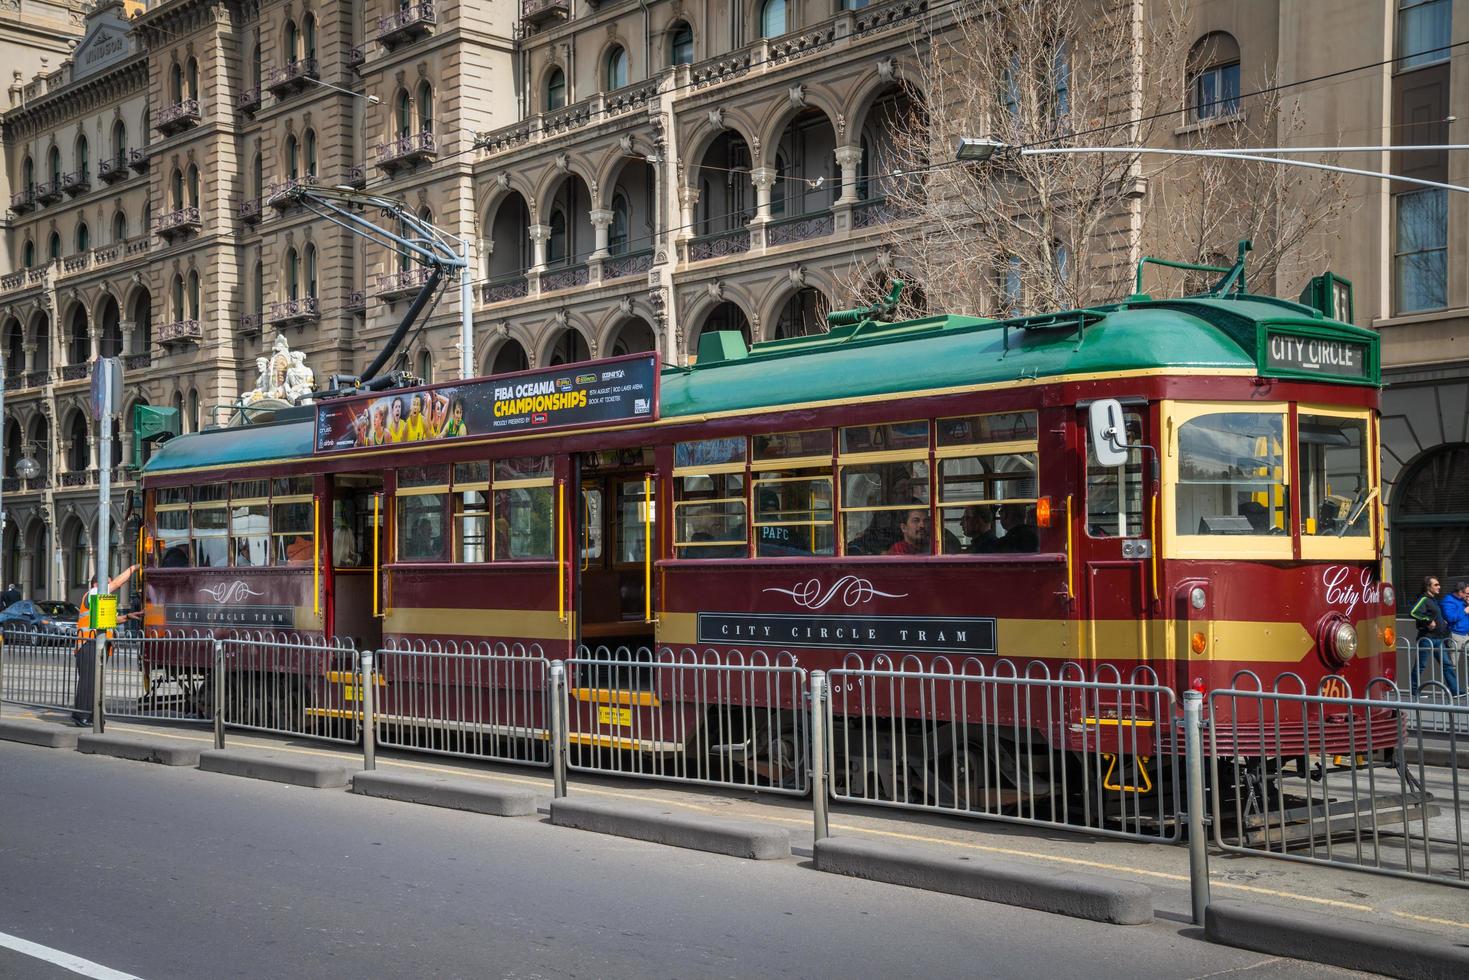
885, 508, 931, 555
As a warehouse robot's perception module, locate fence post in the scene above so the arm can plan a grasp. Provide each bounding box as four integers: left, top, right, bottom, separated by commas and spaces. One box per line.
549, 660, 567, 798
810, 669, 830, 843
1183, 689, 1211, 925
360, 651, 376, 771
213, 639, 225, 750
0, 633, 5, 717
93, 632, 106, 734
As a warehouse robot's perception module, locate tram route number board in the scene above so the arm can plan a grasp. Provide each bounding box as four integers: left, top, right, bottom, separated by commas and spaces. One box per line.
314, 352, 659, 452
697, 612, 998, 655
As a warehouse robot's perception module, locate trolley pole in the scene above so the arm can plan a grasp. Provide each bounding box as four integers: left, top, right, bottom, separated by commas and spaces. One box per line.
360, 651, 376, 771
549, 660, 567, 798
213, 638, 225, 749
810, 670, 830, 842
93, 632, 107, 734
1183, 690, 1211, 925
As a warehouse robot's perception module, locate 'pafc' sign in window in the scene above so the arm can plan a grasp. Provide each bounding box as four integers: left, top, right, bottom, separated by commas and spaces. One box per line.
1263, 329, 1371, 382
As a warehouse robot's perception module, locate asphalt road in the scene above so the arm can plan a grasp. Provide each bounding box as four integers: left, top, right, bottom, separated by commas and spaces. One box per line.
0, 742, 1367, 980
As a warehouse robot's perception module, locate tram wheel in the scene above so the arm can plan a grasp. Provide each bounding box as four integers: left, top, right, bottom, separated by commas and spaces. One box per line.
931, 727, 1056, 814
741, 710, 805, 790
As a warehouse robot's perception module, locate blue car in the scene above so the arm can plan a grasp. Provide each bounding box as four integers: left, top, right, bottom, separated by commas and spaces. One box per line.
0, 599, 80, 644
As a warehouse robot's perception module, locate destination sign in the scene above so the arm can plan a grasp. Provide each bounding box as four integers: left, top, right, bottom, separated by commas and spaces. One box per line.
315, 353, 659, 452
697, 612, 997, 655
1264, 331, 1369, 380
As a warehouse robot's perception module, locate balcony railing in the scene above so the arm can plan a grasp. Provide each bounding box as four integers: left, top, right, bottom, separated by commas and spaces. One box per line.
158, 319, 202, 345
375, 267, 433, 300
123, 352, 151, 371
61, 169, 90, 196
127, 148, 149, 173
98, 154, 129, 183
59, 362, 90, 382
10, 188, 36, 213
688, 227, 751, 262
0, 271, 24, 291
602, 249, 654, 281
60, 469, 94, 488
239, 312, 264, 336
35, 178, 63, 204
766, 209, 835, 247
347, 44, 366, 69
61, 253, 92, 275
92, 243, 122, 267
267, 297, 320, 326
154, 206, 202, 239
0, 477, 17, 493
155, 98, 202, 134
266, 174, 318, 210
378, 1, 436, 48
23, 370, 48, 388
522, 0, 569, 27
265, 58, 318, 98
346, 290, 368, 314
240, 196, 263, 225
238, 85, 262, 114
376, 131, 437, 173
345, 164, 366, 189
481, 273, 528, 304
25, 269, 46, 286
125, 237, 152, 257
852, 196, 897, 229
540, 261, 589, 293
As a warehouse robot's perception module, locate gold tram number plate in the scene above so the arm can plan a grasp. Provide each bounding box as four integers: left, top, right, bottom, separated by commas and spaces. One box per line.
89, 594, 118, 630
598, 705, 633, 727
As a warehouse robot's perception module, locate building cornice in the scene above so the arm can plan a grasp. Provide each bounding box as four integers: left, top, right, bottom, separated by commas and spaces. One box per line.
1, 56, 148, 139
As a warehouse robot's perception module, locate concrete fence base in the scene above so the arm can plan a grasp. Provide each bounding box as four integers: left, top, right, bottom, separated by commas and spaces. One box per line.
549, 798, 790, 860
352, 770, 538, 816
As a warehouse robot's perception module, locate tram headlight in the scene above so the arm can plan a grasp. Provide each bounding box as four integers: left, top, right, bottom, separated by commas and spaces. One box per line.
1189, 587, 1207, 611
1331, 621, 1359, 662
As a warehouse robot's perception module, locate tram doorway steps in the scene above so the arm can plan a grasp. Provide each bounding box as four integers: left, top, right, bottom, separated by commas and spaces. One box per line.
1232, 786, 1440, 849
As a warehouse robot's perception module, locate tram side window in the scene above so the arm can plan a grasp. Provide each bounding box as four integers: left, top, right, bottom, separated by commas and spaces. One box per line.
673, 436, 749, 559
396, 465, 448, 562
154, 487, 191, 567
494, 456, 554, 560
1298, 414, 1371, 538
1086, 410, 1144, 538
839, 422, 931, 555
753, 429, 832, 557
452, 462, 489, 563
615, 481, 649, 565
272, 477, 316, 565
1175, 411, 1289, 535
230, 480, 270, 567
936, 411, 1040, 554
192, 484, 230, 567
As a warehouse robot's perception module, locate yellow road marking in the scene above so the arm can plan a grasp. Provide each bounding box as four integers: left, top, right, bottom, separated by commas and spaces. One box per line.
1391, 911, 1469, 930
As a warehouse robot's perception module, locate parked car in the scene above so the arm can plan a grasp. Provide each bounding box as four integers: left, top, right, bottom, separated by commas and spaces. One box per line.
0, 600, 80, 643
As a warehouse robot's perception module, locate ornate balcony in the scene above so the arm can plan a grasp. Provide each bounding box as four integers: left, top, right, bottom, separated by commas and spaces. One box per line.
240, 196, 263, 225
0, 271, 24, 292
266, 174, 318, 210
35, 179, 63, 204
238, 85, 262, 115
158, 319, 202, 346
122, 352, 151, 371
154, 206, 202, 240
61, 169, 90, 196
481, 273, 528, 304
375, 131, 437, 173
375, 267, 433, 300
0, 477, 17, 493
540, 261, 589, 293
98, 154, 129, 184
10, 188, 36, 214
346, 290, 368, 315
60, 470, 93, 488
347, 44, 366, 70
766, 210, 835, 247
688, 227, 751, 262
125, 237, 152, 257
602, 249, 654, 281
522, 0, 569, 27
345, 164, 366, 189
23, 370, 48, 388
378, 2, 436, 48
265, 58, 318, 98
852, 197, 896, 230
239, 311, 264, 336
267, 297, 320, 326
59, 362, 90, 382
61, 253, 92, 276
127, 148, 149, 173
155, 98, 201, 135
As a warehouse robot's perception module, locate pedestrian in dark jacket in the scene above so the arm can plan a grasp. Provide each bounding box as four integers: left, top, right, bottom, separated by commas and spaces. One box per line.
0, 583, 20, 608
1410, 575, 1461, 696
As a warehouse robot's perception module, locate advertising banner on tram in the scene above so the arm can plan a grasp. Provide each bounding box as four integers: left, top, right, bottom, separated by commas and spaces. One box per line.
314, 353, 660, 452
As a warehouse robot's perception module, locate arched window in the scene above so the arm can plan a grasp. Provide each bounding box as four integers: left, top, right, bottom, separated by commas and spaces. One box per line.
760, 0, 787, 39
396, 89, 412, 138
75, 221, 89, 253
169, 62, 183, 102
48, 232, 60, 262
548, 208, 567, 264
76, 135, 89, 176
186, 165, 200, 208
186, 270, 200, 319
21, 154, 33, 189
252, 152, 263, 196
284, 20, 298, 62
171, 390, 185, 431
669, 22, 694, 65
253, 259, 263, 313
605, 45, 628, 90
286, 133, 300, 179
304, 128, 317, 175
417, 349, 433, 383
609, 192, 629, 255
304, 243, 317, 298
185, 57, 199, 100
1188, 32, 1241, 121
48, 146, 61, 182
252, 43, 262, 88
187, 389, 199, 433
416, 81, 433, 133
171, 274, 185, 320
302, 13, 317, 61
22, 239, 34, 268
111, 120, 126, 159
285, 246, 300, 300
112, 211, 128, 242
1391, 445, 1469, 612
171, 168, 185, 208
545, 68, 566, 111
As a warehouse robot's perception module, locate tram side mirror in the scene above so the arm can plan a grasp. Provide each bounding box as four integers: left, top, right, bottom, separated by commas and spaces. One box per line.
1088, 399, 1130, 468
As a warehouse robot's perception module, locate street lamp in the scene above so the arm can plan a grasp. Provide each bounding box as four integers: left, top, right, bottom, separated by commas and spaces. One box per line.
955, 137, 1005, 163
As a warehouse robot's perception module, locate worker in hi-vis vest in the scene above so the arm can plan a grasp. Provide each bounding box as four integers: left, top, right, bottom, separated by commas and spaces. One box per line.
72, 563, 139, 727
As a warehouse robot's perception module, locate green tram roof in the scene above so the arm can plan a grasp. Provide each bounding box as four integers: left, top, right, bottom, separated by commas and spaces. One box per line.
142, 293, 1378, 476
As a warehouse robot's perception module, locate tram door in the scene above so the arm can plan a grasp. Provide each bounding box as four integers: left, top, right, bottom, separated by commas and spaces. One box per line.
1078, 406, 1156, 671
327, 473, 383, 648
576, 449, 658, 655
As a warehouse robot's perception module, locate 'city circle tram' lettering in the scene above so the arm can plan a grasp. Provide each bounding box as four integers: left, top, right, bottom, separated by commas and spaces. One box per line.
697, 613, 997, 654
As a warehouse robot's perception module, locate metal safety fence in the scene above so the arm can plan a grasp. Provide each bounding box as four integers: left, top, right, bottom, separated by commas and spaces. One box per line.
102, 629, 216, 722
562, 646, 810, 795
823, 655, 1184, 842
0, 627, 83, 714
1394, 637, 1468, 735
218, 631, 362, 744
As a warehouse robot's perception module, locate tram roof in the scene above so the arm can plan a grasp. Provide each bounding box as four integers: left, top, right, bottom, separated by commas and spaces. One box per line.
142, 293, 1376, 476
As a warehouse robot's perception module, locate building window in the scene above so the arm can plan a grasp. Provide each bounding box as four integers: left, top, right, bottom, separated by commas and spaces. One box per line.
48, 146, 61, 182
185, 57, 199, 100
1398, 0, 1451, 70
669, 22, 694, 65
302, 13, 317, 61
75, 221, 89, 253
1394, 188, 1448, 313
545, 67, 566, 110
761, 0, 787, 39
605, 45, 628, 90
169, 62, 183, 102
48, 232, 60, 262
76, 135, 89, 175
284, 20, 298, 61
171, 168, 185, 208
1000, 254, 1022, 316
1391, 444, 1469, 612
1188, 32, 1241, 121
21, 155, 33, 190
286, 133, 300, 179
304, 243, 317, 298
304, 128, 317, 175
186, 165, 200, 207
172, 275, 185, 320
609, 192, 630, 255
396, 89, 412, 138
416, 81, 433, 133
22, 239, 34, 267
111, 120, 126, 158
286, 246, 300, 300
186, 271, 200, 319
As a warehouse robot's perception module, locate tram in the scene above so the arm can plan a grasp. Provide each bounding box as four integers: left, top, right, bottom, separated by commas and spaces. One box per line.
136, 248, 1394, 803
